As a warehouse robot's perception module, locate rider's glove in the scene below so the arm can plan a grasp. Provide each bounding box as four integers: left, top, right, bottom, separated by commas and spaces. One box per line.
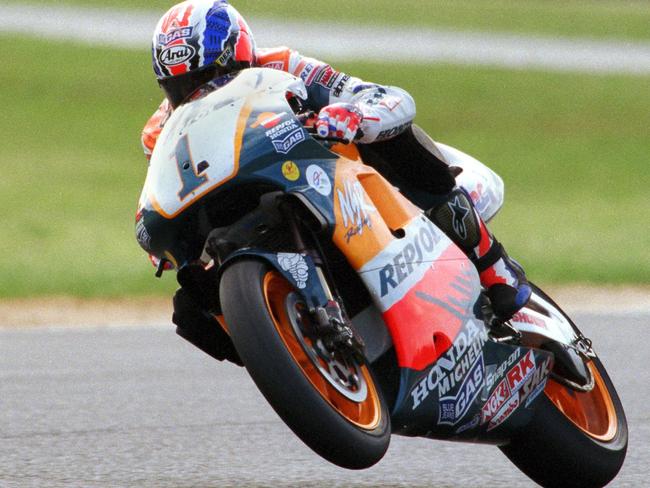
315, 103, 364, 143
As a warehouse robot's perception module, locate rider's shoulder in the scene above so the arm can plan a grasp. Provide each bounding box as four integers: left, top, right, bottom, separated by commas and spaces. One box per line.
141, 98, 172, 158
255, 46, 293, 71
144, 98, 172, 129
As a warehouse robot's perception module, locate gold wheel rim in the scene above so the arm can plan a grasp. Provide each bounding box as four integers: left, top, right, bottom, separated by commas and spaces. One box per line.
545, 361, 618, 442
262, 272, 382, 430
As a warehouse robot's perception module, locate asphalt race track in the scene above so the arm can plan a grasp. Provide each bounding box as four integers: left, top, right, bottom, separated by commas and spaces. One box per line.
1, 312, 647, 487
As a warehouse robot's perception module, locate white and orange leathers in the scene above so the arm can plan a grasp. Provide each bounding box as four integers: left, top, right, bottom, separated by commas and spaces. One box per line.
142, 47, 416, 159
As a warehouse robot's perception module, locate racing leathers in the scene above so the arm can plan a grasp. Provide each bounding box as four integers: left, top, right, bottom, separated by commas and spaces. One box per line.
142, 47, 416, 158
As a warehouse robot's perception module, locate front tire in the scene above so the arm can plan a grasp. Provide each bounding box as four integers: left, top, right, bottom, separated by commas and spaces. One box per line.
220, 259, 391, 469
500, 289, 627, 487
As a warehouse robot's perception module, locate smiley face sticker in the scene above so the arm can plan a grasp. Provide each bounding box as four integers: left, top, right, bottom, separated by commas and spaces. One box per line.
282, 160, 300, 181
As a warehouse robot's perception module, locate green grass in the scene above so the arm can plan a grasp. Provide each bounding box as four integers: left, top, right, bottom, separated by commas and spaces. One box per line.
6, 0, 650, 41
0, 37, 179, 297
1, 36, 648, 297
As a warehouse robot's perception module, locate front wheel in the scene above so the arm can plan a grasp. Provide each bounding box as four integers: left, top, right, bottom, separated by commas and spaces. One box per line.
500, 289, 627, 487
220, 259, 391, 469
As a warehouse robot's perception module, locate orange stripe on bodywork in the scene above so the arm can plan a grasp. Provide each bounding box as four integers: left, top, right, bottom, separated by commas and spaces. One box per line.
332, 158, 421, 271
329, 142, 361, 161
233, 101, 253, 172
214, 314, 230, 334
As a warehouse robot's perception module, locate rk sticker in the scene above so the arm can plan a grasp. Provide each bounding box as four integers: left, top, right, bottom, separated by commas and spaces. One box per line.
306, 165, 332, 196
481, 349, 539, 431
282, 161, 300, 181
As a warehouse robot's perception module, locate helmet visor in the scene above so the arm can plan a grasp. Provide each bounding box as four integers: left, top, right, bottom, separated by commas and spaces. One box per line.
158, 65, 221, 108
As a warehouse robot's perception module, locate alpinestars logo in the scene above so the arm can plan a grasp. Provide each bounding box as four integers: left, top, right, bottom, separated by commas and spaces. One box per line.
448, 195, 471, 240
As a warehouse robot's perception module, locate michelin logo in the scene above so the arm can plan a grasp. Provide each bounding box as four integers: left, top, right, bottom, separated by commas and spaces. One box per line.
411, 320, 488, 409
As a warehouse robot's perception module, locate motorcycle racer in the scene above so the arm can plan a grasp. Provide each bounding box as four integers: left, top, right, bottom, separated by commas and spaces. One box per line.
141, 1, 531, 360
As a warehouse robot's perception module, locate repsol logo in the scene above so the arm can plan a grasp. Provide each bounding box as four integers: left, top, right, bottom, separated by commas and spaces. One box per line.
378, 218, 440, 297
411, 320, 488, 409
159, 45, 195, 66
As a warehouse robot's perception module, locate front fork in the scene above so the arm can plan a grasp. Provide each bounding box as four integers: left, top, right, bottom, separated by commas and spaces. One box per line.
212, 198, 365, 360
281, 202, 366, 357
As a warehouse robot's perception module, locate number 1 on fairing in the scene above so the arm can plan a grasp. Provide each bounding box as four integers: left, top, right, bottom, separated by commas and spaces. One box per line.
175, 134, 208, 200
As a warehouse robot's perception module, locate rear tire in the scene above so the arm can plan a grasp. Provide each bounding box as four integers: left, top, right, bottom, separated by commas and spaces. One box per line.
500, 287, 627, 487
220, 259, 391, 469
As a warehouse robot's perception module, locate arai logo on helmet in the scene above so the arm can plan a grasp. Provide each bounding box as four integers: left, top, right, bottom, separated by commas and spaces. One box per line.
159, 45, 196, 66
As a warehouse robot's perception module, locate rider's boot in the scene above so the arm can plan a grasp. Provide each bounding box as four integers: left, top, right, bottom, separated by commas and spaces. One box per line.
427, 188, 532, 320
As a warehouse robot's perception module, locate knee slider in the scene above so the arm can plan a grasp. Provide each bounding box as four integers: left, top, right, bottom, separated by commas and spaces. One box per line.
427, 188, 481, 253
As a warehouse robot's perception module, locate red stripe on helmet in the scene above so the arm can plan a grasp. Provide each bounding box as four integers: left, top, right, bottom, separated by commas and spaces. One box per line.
234, 18, 254, 63
161, 2, 194, 33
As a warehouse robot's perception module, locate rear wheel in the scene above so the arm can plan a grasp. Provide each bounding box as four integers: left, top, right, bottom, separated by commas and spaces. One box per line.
500, 289, 627, 487
220, 259, 391, 469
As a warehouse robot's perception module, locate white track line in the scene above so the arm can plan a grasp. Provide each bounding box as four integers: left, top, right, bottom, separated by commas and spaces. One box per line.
3, 4, 650, 74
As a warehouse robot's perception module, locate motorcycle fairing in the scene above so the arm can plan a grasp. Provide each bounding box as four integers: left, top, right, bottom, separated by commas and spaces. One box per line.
143, 69, 307, 219
391, 330, 554, 442
322, 159, 556, 441
137, 69, 339, 265
328, 158, 482, 371
145, 96, 249, 219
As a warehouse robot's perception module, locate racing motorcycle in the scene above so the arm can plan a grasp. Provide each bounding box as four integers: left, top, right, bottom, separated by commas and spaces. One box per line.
135, 68, 627, 487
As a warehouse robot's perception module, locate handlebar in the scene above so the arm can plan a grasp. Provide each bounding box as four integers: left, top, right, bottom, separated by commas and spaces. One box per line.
304, 126, 351, 145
